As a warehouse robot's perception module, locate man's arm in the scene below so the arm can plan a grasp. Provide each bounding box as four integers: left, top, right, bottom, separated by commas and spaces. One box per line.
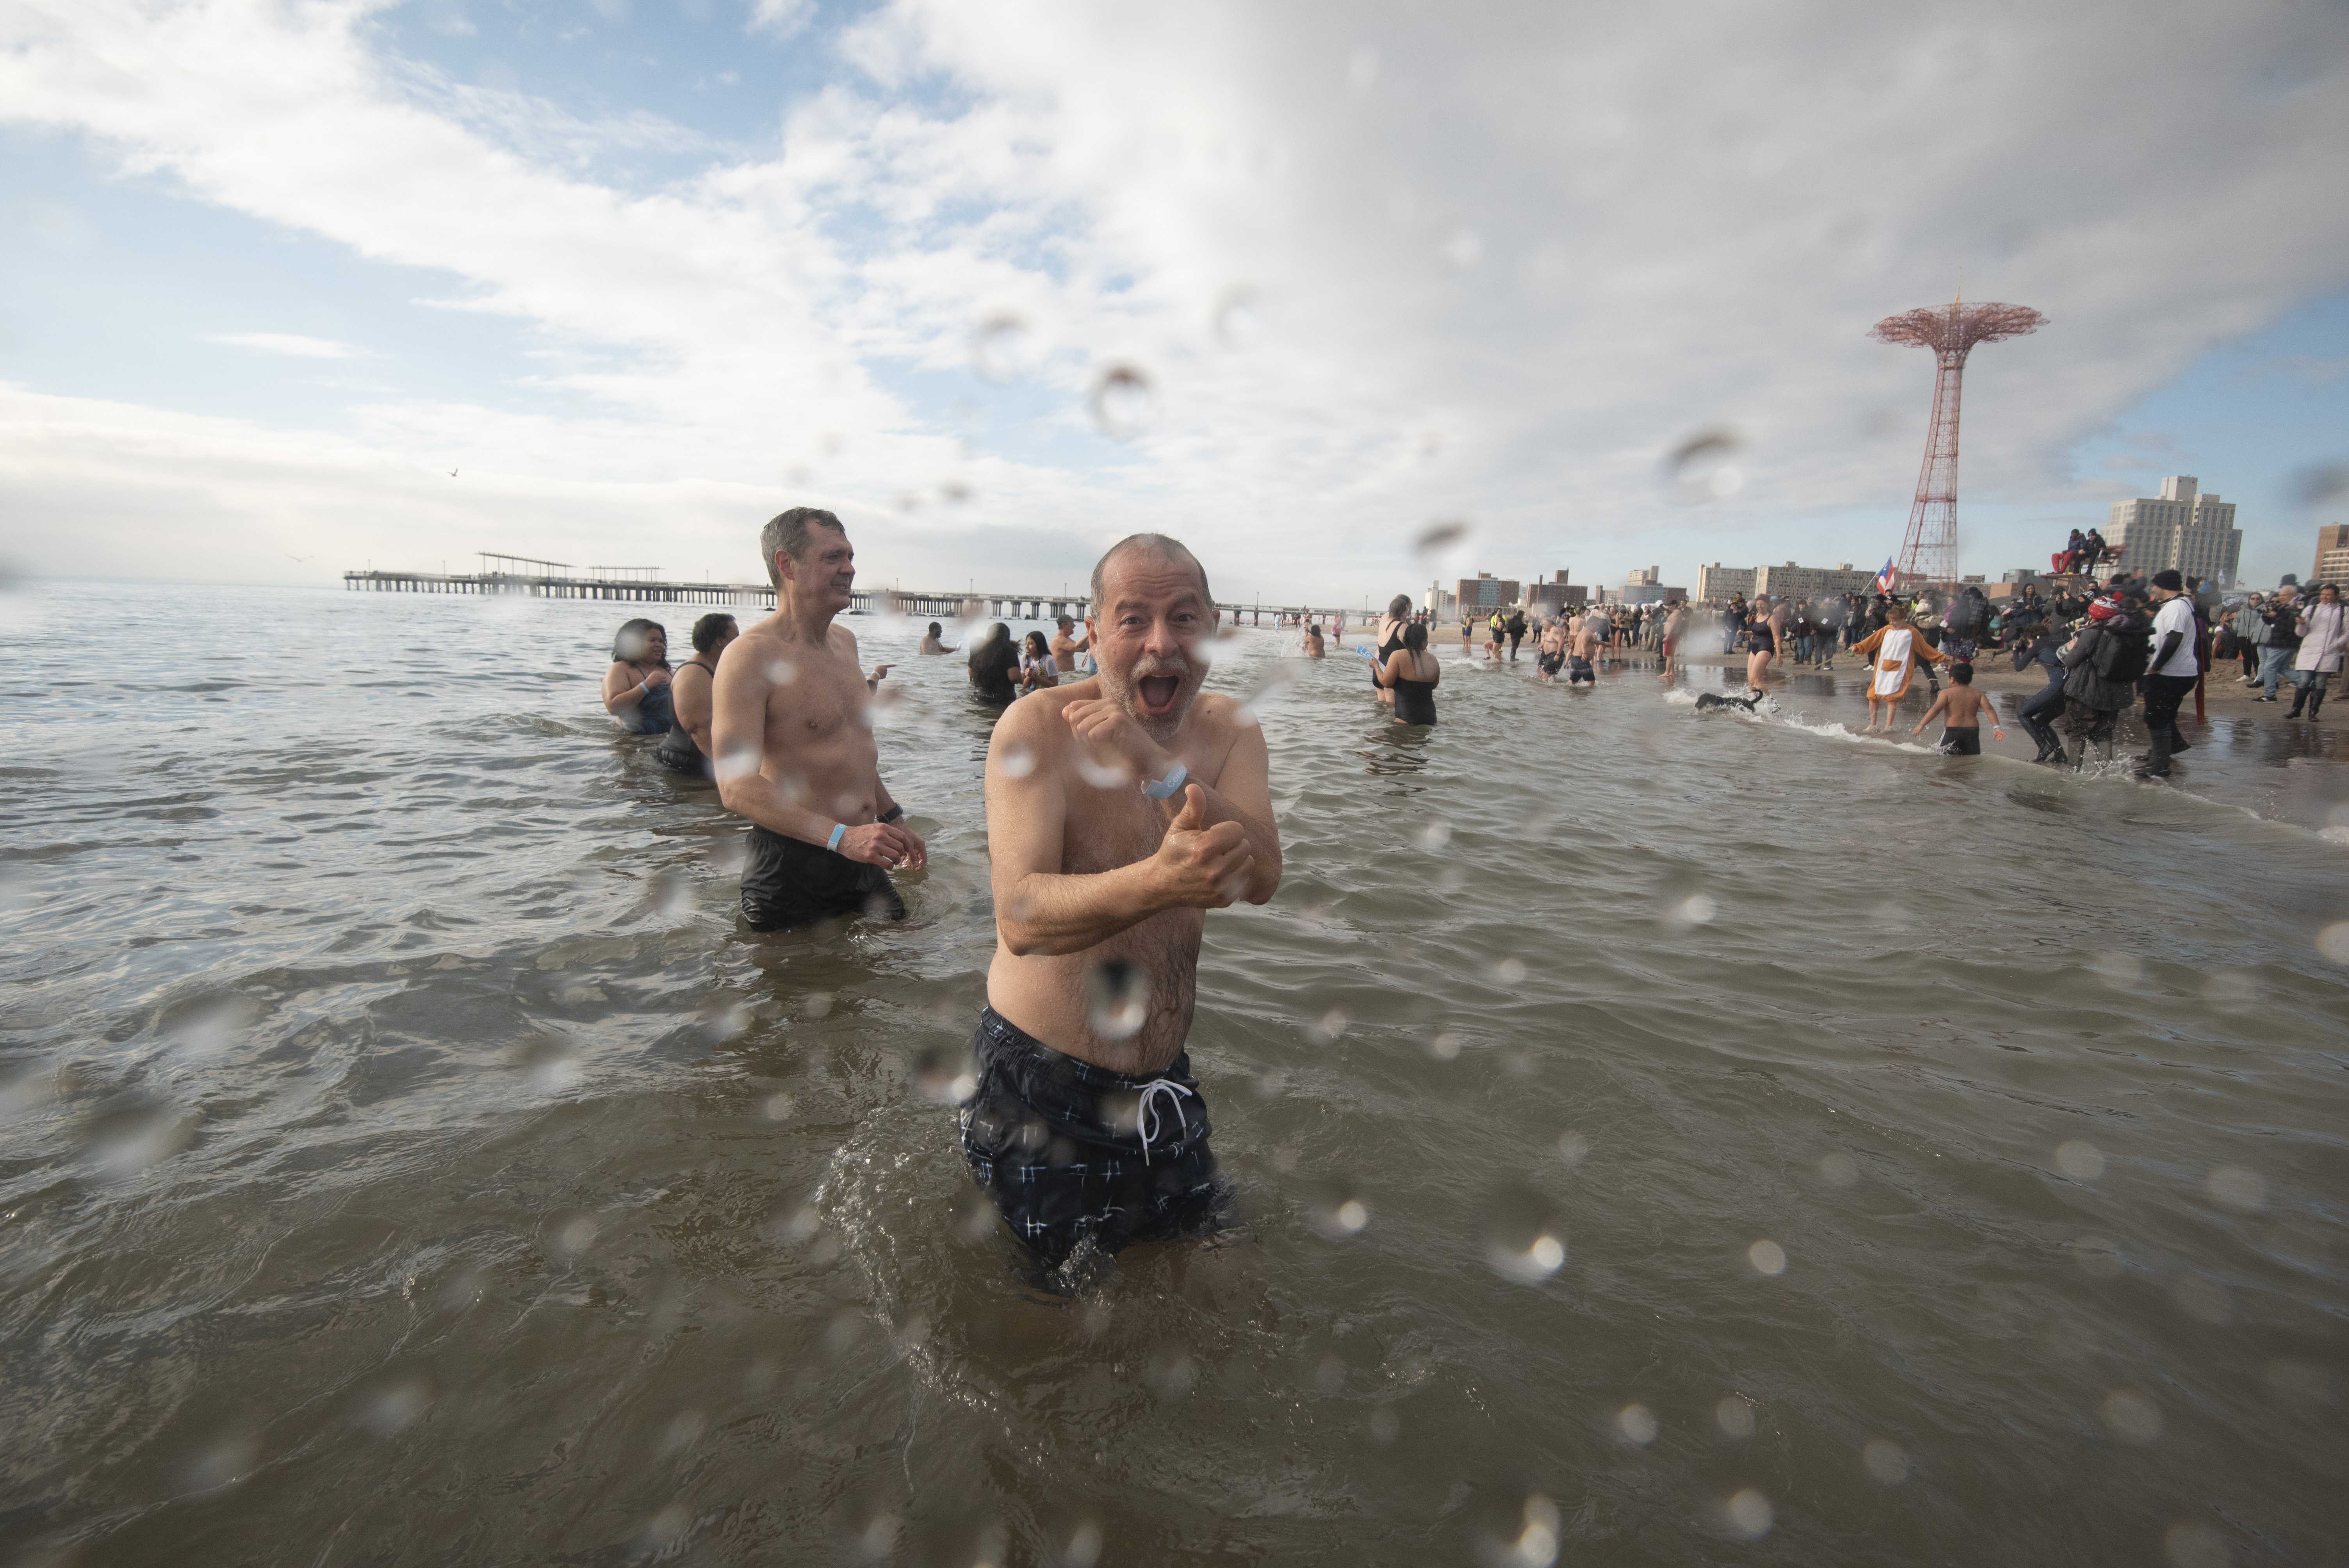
986, 709, 1253, 957
1910, 690, 1950, 736
1057, 697, 1281, 905
711, 649, 921, 868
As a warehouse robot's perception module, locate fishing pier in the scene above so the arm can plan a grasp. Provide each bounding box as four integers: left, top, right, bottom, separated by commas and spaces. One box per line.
344, 553, 1353, 626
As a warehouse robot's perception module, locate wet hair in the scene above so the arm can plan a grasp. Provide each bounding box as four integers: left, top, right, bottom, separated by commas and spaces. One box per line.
1950, 662, 1974, 684
1309, 623, 1323, 634
1388, 593, 1412, 618
690, 613, 737, 654
968, 623, 1013, 675
612, 617, 669, 666
1056, 614, 1075, 628
1024, 630, 1050, 657
927, 621, 943, 636
1402, 622, 1428, 652
1090, 533, 1212, 610
759, 506, 846, 589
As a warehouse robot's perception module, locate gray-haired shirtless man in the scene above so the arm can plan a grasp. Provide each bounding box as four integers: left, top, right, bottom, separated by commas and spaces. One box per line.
713, 507, 926, 930
959, 533, 1281, 1277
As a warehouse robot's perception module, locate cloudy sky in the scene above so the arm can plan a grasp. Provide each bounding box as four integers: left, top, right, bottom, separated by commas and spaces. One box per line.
4, 0, 2346, 603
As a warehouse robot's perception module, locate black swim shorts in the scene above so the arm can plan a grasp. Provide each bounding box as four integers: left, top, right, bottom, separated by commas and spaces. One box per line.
1538, 650, 1564, 675
740, 825, 907, 931
1567, 656, 1594, 684
1939, 725, 1982, 756
958, 1006, 1237, 1273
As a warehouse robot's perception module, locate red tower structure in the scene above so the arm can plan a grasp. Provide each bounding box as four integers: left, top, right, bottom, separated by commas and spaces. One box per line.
1871, 296, 2046, 587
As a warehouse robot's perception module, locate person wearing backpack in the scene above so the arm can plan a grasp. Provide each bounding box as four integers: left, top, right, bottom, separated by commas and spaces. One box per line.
2135, 570, 2200, 779
2059, 596, 2148, 755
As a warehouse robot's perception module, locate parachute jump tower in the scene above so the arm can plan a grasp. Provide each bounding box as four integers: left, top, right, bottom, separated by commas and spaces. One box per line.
1870, 295, 2046, 587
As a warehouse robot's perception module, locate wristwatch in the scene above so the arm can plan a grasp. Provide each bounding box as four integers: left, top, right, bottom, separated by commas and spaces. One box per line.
1141, 761, 1188, 800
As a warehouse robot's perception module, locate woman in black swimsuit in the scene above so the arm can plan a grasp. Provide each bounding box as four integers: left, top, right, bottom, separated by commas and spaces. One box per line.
966, 623, 1021, 706
1370, 593, 1411, 706
1380, 622, 1441, 725
656, 612, 738, 778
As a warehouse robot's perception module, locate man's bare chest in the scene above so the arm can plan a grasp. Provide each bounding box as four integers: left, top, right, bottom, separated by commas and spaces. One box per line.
1061, 790, 1170, 877
765, 661, 865, 741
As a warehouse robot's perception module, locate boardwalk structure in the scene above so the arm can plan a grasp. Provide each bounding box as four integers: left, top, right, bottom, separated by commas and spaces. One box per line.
343, 553, 1349, 626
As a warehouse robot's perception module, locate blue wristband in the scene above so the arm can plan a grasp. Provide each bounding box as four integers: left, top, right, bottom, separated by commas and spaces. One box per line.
1141, 761, 1188, 800
827, 822, 847, 852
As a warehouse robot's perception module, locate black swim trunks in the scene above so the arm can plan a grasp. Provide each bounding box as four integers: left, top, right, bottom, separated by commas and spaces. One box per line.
1538, 650, 1564, 675
958, 1006, 1237, 1273
739, 825, 907, 931
1567, 655, 1595, 684
1939, 725, 1982, 756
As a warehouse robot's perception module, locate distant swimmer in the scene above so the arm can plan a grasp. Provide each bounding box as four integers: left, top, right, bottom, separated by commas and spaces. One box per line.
1050, 613, 1090, 675
1911, 661, 2003, 754
1535, 617, 1566, 682
1370, 595, 1410, 707
1566, 612, 1600, 685
918, 621, 957, 655
1659, 600, 1687, 680
1304, 622, 1326, 658
657, 612, 738, 779
711, 508, 927, 932
964, 533, 1281, 1281
602, 618, 674, 734
1379, 621, 1441, 723
1849, 601, 1947, 733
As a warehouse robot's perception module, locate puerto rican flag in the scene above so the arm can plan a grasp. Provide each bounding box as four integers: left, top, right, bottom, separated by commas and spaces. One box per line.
1874, 558, 1897, 593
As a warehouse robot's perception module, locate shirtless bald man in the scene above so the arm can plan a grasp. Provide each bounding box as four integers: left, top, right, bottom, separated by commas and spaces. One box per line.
713, 507, 927, 931
961, 533, 1281, 1276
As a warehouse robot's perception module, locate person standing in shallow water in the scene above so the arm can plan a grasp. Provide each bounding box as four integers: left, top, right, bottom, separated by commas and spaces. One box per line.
1381, 622, 1441, 721
711, 508, 927, 932
656, 613, 738, 779
964, 533, 1281, 1281
602, 618, 673, 734
967, 624, 1020, 706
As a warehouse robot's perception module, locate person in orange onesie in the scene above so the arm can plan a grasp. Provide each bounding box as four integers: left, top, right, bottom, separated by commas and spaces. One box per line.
1849, 602, 1948, 733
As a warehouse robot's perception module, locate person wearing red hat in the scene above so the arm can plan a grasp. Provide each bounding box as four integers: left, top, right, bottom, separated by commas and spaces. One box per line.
2058, 594, 2151, 761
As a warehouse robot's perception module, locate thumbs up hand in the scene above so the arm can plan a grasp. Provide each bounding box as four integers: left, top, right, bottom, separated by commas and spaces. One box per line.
1150, 783, 1252, 909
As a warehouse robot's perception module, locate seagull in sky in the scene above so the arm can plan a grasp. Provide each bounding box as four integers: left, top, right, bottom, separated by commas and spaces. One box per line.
286, 553, 315, 563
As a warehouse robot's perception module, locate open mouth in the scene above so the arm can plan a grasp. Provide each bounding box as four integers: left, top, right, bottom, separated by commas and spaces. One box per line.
1137, 674, 1180, 711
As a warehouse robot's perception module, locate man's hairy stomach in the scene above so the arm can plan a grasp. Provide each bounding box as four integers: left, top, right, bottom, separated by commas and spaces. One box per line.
986, 910, 1205, 1074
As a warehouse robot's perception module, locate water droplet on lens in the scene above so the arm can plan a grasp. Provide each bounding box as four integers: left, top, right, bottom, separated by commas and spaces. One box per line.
1308, 1178, 1369, 1238
1492, 957, 1526, 985
1213, 286, 1262, 348
2306, 921, 2347, 962
1485, 1185, 1566, 1283
1491, 1492, 1559, 1568
1062, 1522, 1103, 1568
551, 1213, 599, 1260
1663, 893, 1718, 930
1723, 1488, 1773, 1540
1617, 1403, 1658, 1445
1862, 1437, 1910, 1483
79, 1095, 195, 1180
185, 1432, 260, 1493
1073, 752, 1135, 789
762, 1092, 795, 1121
1412, 519, 1472, 559
914, 1044, 978, 1104
1818, 1151, 1858, 1187
802, 992, 834, 1020
1312, 1354, 1346, 1395
1088, 364, 1157, 439
766, 657, 797, 686
1416, 819, 1452, 851
2288, 461, 2349, 507
1555, 1130, 1588, 1164
2205, 1165, 2266, 1212
1367, 1404, 1399, 1442
1086, 959, 1148, 1041
1663, 427, 1744, 502
358, 1379, 431, 1436
1428, 1032, 1463, 1060
1145, 1342, 1196, 1399
996, 741, 1037, 779
1716, 1395, 1756, 1438
1305, 1007, 1348, 1044
971, 312, 1034, 384
1438, 228, 1483, 271
1747, 1239, 1787, 1276
2089, 951, 2142, 988
2164, 1522, 2231, 1568
2101, 1387, 2162, 1443
2056, 1140, 2105, 1180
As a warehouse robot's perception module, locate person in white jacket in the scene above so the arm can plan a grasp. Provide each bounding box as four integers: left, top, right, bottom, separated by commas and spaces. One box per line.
2288, 582, 2346, 721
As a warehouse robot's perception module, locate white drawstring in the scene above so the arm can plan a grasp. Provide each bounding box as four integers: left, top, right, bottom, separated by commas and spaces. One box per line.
1135, 1079, 1196, 1165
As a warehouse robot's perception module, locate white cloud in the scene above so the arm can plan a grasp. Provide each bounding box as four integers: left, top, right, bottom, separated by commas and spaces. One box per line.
206, 331, 368, 359
0, 0, 2345, 593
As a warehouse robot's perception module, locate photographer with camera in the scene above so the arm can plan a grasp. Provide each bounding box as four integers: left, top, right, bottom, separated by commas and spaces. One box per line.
2255, 584, 2301, 702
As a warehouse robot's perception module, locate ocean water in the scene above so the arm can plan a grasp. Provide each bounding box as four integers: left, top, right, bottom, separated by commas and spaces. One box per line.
2, 580, 2345, 1566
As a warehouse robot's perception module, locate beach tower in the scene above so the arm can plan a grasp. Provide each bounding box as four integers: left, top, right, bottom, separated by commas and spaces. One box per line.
1870, 294, 2046, 587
